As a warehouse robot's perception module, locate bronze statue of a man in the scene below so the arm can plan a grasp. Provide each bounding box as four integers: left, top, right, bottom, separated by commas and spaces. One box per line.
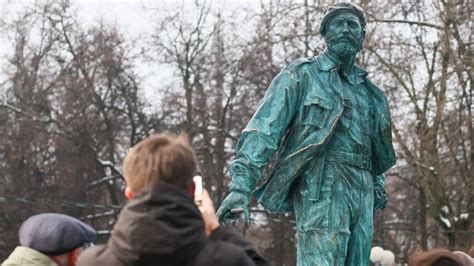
217, 2, 396, 265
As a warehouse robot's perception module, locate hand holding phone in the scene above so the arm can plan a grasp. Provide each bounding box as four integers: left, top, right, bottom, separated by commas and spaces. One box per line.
193, 175, 203, 206
197, 188, 220, 236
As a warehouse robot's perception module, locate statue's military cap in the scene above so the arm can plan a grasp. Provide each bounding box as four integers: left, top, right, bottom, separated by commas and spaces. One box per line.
319, 2, 367, 36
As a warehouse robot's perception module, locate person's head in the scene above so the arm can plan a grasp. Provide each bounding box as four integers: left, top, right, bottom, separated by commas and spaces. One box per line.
123, 133, 198, 199
409, 249, 463, 266
453, 251, 474, 266
320, 2, 366, 57
19, 213, 96, 266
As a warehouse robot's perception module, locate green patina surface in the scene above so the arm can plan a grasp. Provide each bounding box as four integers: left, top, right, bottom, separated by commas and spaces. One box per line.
217, 2, 396, 265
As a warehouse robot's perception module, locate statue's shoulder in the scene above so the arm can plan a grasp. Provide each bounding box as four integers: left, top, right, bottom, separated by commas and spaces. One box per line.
365, 78, 387, 99
285, 57, 315, 72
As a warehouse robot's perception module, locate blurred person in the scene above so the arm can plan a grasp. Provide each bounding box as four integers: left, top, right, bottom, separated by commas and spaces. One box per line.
77, 133, 267, 266
452, 251, 474, 266
409, 249, 465, 266
2, 213, 96, 266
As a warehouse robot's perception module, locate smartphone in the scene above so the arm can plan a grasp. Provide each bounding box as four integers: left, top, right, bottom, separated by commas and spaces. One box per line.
193, 175, 203, 206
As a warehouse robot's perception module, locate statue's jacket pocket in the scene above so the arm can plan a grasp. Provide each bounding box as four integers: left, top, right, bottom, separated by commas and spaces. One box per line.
295, 173, 336, 232
301, 95, 332, 129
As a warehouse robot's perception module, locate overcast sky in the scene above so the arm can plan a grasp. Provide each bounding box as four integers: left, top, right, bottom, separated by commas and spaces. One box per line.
1, 0, 260, 106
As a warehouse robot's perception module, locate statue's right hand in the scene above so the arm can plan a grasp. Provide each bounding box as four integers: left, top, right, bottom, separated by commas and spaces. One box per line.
216, 190, 250, 224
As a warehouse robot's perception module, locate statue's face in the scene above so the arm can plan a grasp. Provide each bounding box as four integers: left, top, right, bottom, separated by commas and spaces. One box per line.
325, 12, 364, 57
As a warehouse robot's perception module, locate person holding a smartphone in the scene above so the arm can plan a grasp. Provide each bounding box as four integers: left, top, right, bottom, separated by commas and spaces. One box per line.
77, 133, 267, 266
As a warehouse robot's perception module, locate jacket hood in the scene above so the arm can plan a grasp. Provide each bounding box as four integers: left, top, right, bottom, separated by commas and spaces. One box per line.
2, 246, 57, 266
107, 182, 207, 265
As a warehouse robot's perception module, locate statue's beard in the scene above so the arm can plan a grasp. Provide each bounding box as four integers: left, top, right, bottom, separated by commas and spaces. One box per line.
325, 32, 363, 58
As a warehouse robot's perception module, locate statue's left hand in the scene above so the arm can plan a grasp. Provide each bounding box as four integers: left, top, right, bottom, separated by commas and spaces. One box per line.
216, 190, 250, 224
374, 184, 388, 210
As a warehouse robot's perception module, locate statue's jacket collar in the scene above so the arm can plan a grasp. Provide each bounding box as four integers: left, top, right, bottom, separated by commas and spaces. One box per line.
317, 51, 367, 75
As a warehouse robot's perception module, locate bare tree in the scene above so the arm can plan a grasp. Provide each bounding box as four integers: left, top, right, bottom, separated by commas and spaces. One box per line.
0, 1, 153, 257
1, 0, 471, 263
364, 0, 472, 252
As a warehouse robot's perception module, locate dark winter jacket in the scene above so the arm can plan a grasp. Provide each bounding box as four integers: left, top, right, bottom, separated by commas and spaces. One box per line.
77, 183, 267, 266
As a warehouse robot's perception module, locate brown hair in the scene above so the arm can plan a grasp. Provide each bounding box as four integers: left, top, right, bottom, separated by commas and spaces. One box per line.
123, 133, 198, 192
409, 249, 463, 266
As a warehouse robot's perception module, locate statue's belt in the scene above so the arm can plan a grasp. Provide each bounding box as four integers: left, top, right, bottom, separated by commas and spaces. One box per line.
326, 151, 372, 172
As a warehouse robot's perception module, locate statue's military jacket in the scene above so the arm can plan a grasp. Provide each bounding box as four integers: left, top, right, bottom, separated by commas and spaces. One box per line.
229, 52, 396, 213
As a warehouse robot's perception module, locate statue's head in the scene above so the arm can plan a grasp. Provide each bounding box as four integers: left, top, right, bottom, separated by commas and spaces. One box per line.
319, 2, 366, 58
